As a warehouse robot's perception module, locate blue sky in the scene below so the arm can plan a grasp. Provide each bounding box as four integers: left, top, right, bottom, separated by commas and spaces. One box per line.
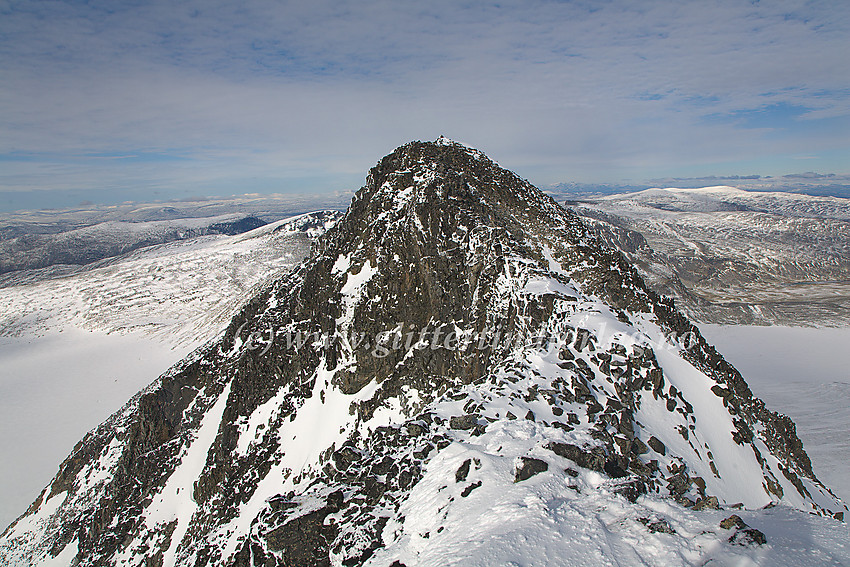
1, 0, 849, 209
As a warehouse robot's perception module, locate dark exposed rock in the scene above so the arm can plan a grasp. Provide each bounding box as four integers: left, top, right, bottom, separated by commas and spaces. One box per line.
647, 436, 666, 456
515, 457, 549, 482
332, 446, 361, 470
720, 515, 747, 530
603, 460, 629, 479
405, 422, 427, 436
612, 478, 650, 503
264, 506, 339, 564
638, 517, 675, 534
450, 415, 479, 430
691, 476, 706, 494
547, 442, 606, 473
693, 496, 720, 511
585, 400, 604, 415
711, 385, 731, 399
456, 459, 472, 483
630, 438, 649, 455
666, 473, 691, 497
729, 527, 767, 546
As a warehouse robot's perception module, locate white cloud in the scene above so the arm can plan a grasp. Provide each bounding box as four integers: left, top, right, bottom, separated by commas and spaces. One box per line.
0, 0, 848, 203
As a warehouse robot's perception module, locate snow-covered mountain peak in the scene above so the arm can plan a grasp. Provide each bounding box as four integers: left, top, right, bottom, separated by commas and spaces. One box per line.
434, 135, 483, 154
2, 143, 845, 566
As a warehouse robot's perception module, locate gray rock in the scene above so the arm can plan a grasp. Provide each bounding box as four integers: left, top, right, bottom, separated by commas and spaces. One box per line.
720, 514, 747, 530
456, 459, 472, 483
630, 438, 649, 455
449, 414, 478, 430
647, 436, 666, 455
693, 496, 720, 511
547, 442, 606, 472
638, 517, 675, 534
729, 527, 767, 546
515, 457, 549, 482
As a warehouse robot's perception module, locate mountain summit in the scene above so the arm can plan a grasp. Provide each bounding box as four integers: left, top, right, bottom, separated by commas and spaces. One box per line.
2, 139, 845, 566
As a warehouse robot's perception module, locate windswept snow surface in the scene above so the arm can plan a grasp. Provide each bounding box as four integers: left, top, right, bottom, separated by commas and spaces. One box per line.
0, 212, 339, 530
699, 324, 850, 505
370, 424, 850, 567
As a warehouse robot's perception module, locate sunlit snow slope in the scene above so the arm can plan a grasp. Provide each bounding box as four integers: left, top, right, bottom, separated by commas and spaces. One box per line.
699, 324, 850, 505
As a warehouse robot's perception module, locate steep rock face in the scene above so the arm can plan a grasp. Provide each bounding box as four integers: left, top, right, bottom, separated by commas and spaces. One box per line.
2, 139, 844, 566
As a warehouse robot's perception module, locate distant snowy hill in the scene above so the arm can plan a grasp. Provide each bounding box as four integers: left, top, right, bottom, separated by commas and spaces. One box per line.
0, 212, 340, 345
0, 193, 351, 273
3, 140, 845, 566
0, 211, 341, 530
572, 186, 850, 326
0, 214, 269, 274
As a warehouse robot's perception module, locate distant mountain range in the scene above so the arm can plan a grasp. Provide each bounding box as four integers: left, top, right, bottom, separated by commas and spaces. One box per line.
571, 186, 850, 326
0, 194, 351, 275
548, 173, 850, 199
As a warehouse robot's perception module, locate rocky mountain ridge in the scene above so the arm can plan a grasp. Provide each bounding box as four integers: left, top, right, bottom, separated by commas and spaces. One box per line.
1, 139, 845, 566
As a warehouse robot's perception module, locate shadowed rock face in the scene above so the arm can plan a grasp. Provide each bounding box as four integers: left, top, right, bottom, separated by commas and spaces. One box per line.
2, 139, 844, 567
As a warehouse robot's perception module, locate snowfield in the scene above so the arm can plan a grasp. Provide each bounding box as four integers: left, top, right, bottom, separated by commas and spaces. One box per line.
699, 324, 850, 506
0, 330, 197, 532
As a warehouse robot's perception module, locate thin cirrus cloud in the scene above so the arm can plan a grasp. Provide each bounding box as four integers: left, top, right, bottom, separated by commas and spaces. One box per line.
0, 0, 848, 208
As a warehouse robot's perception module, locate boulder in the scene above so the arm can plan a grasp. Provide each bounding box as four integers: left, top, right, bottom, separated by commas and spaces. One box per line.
449, 414, 478, 430
515, 457, 549, 482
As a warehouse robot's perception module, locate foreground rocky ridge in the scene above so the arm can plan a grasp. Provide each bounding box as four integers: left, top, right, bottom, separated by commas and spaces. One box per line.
1, 139, 845, 566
